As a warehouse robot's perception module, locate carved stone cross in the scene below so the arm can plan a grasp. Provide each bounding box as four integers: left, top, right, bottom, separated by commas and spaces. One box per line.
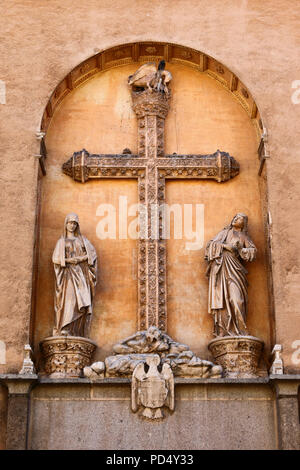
62, 80, 239, 332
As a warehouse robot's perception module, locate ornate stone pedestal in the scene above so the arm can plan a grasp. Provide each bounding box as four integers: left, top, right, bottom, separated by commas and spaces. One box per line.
40, 336, 97, 378
208, 336, 264, 378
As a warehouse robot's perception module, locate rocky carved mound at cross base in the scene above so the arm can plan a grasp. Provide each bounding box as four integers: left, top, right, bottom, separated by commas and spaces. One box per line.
84, 327, 222, 378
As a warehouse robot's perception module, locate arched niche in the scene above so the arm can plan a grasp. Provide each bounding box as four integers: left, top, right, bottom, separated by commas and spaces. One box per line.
41, 42, 264, 139
33, 42, 273, 366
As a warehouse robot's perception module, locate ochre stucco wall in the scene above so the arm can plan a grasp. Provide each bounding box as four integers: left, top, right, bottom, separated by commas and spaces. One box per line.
0, 1, 299, 374
33, 64, 270, 364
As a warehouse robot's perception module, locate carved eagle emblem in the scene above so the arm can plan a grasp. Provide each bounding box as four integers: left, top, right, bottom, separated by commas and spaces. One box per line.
131, 354, 174, 419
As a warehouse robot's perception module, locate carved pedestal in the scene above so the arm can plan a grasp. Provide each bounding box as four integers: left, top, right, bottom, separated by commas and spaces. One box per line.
40, 336, 97, 378
208, 336, 264, 378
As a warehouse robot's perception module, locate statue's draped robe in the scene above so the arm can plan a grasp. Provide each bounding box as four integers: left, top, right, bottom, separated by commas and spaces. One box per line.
205, 227, 256, 336
52, 236, 97, 336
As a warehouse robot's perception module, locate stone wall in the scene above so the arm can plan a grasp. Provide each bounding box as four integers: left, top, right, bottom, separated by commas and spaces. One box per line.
0, 386, 7, 449
29, 381, 276, 450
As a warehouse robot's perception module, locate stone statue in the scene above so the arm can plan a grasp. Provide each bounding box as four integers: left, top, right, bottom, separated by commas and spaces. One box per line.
52, 213, 97, 337
113, 326, 171, 354
128, 60, 172, 95
101, 326, 222, 378
269, 344, 284, 375
19, 345, 36, 375
205, 213, 257, 337
131, 355, 174, 420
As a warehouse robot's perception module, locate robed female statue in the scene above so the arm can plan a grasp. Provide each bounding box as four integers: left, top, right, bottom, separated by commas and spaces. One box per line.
205, 213, 256, 337
52, 213, 97, 337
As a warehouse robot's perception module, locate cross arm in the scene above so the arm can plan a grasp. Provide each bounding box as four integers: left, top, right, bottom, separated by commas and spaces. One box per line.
157, 150, 239, 182
62, 149, 146, 182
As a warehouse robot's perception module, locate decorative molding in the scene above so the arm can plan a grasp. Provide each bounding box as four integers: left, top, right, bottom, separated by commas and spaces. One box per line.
258, 127, 270, 175
62, 150, 239, 184
41, 42, 262, 141
206, 69, 229, 89
35, 131, 47, 175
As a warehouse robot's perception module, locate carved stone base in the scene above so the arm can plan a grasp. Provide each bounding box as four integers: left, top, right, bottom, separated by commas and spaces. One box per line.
208, 336, 264, 378
40, 336, 97, 378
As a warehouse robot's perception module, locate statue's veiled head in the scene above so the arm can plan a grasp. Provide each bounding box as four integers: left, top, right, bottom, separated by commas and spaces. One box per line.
230, 213, 248, 232
64, 213, 81, 238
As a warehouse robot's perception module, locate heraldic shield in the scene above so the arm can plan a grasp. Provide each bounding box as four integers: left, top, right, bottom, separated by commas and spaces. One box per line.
131, 354, 175, 420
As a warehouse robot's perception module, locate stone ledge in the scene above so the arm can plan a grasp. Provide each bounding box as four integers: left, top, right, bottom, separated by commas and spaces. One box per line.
269, 374, 300, 397
0, 374, 38, 380
1, 374, 299, 387
269, 374, 300, 381
38, 376, 131, 384
0, 374, 38, 394
39, 376, 270, 385
174, 377, 269, 384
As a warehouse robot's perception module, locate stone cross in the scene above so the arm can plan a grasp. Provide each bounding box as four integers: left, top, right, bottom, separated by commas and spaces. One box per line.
62, 85, 239, 332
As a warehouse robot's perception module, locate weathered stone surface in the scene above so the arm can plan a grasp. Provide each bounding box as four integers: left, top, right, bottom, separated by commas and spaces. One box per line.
0, 386, 7, 450
83, 361, 105, 379
272, 377, 300, 450
276, 397, 300, 450
29, 382, 276, 450
103, 327, 222, 378
6, 395, 29, 450
3, 377, 37, 450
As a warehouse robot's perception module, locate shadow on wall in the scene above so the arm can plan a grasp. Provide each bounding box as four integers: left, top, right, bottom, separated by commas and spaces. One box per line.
298, 386, 300, 424
0, 385, 8, 449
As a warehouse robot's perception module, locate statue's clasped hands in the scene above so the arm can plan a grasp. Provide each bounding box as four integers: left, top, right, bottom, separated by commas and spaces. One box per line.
66, 254, 88, 265
222, 240, 242, 253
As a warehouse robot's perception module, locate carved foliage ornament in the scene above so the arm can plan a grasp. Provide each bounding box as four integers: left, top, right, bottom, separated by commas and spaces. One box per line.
208, 336, 263, 378
41, 336, 97, 378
